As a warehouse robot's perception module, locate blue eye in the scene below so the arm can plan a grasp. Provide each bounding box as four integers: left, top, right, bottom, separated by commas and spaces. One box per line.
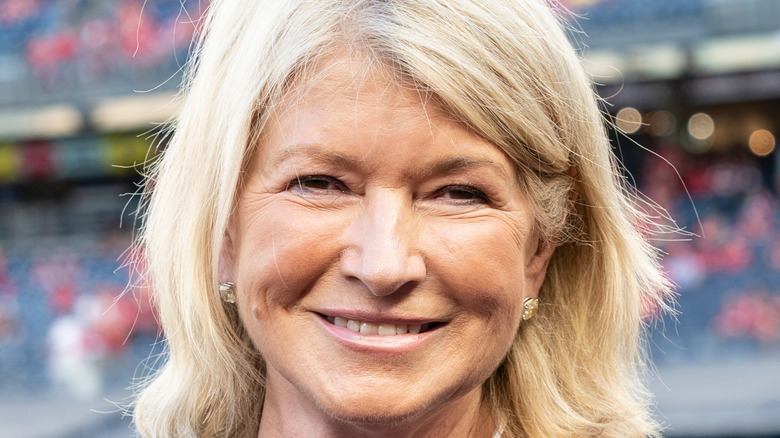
436, 186, 489, 204
287, 175, 347, 194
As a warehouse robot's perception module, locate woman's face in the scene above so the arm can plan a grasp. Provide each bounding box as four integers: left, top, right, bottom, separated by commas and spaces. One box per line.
225, 55, 554, 431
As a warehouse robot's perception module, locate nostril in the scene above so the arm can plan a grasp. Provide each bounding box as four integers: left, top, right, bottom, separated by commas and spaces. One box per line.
339, 248, 426, 297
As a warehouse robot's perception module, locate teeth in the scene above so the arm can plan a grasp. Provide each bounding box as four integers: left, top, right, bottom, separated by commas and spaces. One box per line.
328, 317, 433, 336
360, 322, 378, 335
378, 324, 396, 336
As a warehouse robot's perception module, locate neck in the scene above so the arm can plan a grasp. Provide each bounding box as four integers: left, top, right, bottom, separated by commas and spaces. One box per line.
257, 368, 495, 438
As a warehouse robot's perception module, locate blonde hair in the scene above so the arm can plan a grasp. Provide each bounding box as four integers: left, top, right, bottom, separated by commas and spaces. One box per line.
133, 0, 672, 436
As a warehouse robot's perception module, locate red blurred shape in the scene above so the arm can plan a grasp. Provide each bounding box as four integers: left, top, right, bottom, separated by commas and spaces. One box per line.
21, 140, 55, 179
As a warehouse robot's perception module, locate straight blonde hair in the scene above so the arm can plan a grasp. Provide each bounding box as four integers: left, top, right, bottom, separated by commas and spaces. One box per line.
133, 1, 672, 436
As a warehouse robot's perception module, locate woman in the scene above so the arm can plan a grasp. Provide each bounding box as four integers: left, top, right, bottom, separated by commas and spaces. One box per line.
133, 0, 672, 436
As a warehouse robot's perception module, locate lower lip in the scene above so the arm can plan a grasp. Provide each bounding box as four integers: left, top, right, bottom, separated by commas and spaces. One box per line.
316, 316, 438, 355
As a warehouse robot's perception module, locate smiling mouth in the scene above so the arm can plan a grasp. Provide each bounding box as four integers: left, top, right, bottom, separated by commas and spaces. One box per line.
319, 314, 442, 336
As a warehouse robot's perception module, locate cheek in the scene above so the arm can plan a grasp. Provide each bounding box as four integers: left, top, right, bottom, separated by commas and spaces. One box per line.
233, 203, 346, 309
425, 219, 529, 321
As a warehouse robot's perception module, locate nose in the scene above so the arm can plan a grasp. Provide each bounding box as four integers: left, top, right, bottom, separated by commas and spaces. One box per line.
339, 190, 426, 296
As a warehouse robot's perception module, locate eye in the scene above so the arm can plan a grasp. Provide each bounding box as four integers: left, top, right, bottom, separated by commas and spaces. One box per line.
286, 175, 347, 195
435, 185, 489, 205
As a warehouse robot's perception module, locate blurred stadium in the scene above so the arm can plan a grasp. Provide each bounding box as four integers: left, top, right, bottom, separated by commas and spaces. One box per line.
0, 0, 778, 437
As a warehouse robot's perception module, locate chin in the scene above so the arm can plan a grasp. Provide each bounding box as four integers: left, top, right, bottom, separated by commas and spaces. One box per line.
324, 404, 423, 427
309, 380, 466, 428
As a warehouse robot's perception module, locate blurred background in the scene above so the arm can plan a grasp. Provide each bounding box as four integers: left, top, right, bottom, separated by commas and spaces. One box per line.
0, 0, 777, 437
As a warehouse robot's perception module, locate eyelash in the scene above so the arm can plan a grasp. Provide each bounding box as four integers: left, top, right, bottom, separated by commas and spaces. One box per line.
434, 185, 490, 205
286, 175, 490, 205
286, 175, 347, 194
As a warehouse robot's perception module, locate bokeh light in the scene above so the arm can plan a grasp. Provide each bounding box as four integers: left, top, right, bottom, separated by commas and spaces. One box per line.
687, 112, 715, 140
616, 107, 643, 134
648, 111, 676, 136
749, 129, 775, 156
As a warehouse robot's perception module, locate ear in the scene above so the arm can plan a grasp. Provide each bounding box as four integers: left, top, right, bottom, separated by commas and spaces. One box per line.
218, 219, 237, 283
524, 237, 556, 297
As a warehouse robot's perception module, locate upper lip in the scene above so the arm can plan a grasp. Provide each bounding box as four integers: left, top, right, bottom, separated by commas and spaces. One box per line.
314, 309, 446, 325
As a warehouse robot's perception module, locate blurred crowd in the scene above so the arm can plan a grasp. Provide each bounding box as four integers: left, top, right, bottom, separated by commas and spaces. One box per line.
644, 144, 780, 360
0, 234, 158, 399
0, 0, 205, 98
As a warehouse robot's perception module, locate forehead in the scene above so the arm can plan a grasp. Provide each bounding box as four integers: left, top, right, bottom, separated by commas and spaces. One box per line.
273, 52, 446, 124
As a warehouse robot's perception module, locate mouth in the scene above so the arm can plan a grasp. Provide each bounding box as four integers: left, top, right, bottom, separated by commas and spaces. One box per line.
317, 313, 443, 336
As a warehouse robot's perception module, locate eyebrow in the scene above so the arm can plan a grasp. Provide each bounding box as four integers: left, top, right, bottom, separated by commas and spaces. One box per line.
264, 144, 361, 173
265, 143, 512, 181
414, 156, 512, 182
